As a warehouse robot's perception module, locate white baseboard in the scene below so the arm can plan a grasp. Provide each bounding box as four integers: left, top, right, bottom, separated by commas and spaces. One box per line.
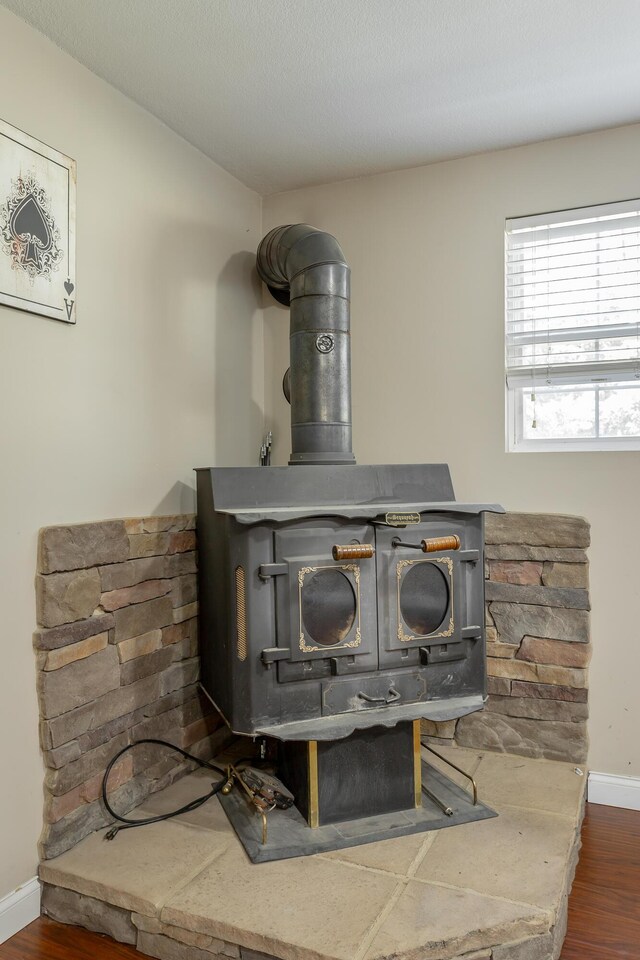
588, 771, 640, 810
0, 878, 40, 944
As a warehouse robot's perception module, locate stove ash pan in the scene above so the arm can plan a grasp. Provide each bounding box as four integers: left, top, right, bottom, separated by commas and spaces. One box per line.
196, 463, 503, 742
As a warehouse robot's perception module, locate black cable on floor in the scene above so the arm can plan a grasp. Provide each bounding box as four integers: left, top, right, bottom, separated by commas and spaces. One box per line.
101, 738, 228, 840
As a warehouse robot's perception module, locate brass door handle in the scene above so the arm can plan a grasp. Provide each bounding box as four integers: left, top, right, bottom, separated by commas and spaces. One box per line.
421, 535, 460, 553
392, 534, 461, 552
332, 543, 375, 561
358, 686, 401, 705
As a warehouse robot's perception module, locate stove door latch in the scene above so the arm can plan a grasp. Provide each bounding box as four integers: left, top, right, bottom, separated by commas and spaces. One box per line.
258, 563, 288, 580
261, 647, 291, 667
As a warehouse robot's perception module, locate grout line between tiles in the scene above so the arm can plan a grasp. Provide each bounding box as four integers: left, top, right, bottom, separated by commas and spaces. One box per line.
316, 828, 438, 882
313, 854, 410, 882
495, 801, 583, 820
405, 829, 438, 877
351, 832, 438, 960
408, 875, 557, 915
154, 835, 233, 916
473, 753, 587, 772
353, 879, 407, 960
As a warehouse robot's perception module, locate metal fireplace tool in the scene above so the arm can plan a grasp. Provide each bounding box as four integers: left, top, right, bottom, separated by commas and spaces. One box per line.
196, 224, 503, 862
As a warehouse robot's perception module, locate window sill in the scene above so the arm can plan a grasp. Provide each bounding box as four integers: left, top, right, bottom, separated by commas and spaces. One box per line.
507, 438, 640, 453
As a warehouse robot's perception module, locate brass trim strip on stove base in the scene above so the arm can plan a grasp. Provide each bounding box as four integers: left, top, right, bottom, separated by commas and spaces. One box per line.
308, 740, 319, 828
413, 720, 422, 808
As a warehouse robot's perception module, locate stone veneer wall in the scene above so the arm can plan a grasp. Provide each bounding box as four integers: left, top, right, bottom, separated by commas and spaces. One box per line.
424, 512, 590, 764
35, 515, 227, 860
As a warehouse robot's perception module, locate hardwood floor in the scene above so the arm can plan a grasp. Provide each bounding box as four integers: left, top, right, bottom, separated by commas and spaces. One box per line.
560, 803, 640, 959
1, 802, 638, 959
0, 916, 146, 960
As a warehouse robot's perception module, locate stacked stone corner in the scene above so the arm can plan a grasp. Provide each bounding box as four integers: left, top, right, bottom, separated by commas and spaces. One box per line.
423, 511, 590, 765
34, 514, 228, 860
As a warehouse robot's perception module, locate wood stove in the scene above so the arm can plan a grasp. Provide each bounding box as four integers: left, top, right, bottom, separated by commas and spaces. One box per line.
196, 463, 500, 741
196, 225, 502, 859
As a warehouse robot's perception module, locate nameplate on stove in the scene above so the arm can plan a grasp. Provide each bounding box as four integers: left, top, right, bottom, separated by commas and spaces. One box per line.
385, 512, 421, 526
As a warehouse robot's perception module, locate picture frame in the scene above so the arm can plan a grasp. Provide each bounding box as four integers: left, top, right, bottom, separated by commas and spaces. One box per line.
0, 118, 76, 323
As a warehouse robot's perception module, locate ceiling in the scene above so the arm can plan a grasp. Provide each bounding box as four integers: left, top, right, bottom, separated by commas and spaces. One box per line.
4, 0, 640, 195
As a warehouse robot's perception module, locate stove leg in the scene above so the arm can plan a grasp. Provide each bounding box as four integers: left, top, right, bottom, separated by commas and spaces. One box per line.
308, 741, 319, 829
413, 719, 422, 809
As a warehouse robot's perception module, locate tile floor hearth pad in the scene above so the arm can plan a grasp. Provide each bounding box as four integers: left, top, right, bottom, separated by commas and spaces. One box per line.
39, 817, 233, 918
470, 751, 587, 816
415, 805, 577, 908
39, 749, 587, 960
363, 883, 550, 960
163, 848, 400, 960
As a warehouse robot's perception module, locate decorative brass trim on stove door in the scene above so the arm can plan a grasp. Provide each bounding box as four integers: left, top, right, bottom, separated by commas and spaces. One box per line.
297, 563, 362, 653
396, 556, 454, 643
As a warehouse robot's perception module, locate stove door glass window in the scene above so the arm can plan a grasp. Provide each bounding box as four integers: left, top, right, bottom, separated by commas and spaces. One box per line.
400, 561, 450, 637
273, 524, 379, 678
301, 568, 357, 646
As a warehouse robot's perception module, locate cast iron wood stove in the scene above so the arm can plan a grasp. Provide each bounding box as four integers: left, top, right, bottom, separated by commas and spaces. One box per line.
196, 225, 503, 861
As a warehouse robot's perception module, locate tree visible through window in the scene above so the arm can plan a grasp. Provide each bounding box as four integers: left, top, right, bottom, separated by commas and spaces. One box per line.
505, 200, 640, 451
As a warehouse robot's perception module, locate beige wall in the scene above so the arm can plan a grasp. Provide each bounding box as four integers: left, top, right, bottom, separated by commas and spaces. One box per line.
0, 9, 262, 897
263, 124, 640, 782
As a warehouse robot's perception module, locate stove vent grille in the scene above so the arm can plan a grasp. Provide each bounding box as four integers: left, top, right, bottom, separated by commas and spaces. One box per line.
235, 565, 248, 661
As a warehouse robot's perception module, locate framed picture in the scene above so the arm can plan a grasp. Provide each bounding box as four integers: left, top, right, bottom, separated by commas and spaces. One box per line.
0, 118, 76, 323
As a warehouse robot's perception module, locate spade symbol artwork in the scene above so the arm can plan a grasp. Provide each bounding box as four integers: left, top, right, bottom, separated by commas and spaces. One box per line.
0, 171, 63, 281
11, 193, 52, 267
64, 276, 75, 322
0, 119, 76, 322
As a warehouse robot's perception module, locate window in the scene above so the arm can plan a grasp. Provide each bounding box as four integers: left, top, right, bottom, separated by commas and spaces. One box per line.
505, 200, 640, 451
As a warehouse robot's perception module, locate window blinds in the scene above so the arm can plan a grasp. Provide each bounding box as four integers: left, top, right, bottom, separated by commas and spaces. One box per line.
506, 199, 640, 388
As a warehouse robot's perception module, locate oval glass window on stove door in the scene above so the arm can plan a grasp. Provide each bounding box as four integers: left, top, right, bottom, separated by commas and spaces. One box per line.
400, 562, 450, 636
302, 569, 356, 646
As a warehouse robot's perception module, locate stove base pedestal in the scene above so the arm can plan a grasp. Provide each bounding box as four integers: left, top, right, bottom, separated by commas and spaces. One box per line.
218, 758, 496, 863
278, 721, 421, 827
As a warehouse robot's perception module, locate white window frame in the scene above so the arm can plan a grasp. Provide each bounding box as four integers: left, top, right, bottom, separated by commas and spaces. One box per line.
505, 199, 640, 453
506, 385, 640, 453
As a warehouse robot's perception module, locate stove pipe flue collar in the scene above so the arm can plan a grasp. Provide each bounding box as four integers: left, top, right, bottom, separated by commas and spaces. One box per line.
257, 224, 355, 466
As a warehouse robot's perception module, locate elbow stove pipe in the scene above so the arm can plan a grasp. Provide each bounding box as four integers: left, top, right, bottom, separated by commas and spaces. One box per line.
257, 224, 355, 465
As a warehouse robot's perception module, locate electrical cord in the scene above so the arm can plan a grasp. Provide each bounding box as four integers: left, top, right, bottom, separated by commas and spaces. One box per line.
101, 738, 229, 840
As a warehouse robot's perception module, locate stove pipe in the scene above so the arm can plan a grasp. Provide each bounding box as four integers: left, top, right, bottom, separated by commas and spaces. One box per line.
257, 224, 355, 465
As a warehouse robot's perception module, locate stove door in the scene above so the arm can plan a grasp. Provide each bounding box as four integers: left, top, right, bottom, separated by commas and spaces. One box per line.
273, 524, 379, 682
375, 517, 481, 670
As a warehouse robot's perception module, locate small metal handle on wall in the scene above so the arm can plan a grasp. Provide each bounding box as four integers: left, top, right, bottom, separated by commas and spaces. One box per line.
332, 543, 375, 561
358, 686, 401, 705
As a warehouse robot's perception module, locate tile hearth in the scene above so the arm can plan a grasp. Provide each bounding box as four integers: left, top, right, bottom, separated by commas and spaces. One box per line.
39, 746, 586, 960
